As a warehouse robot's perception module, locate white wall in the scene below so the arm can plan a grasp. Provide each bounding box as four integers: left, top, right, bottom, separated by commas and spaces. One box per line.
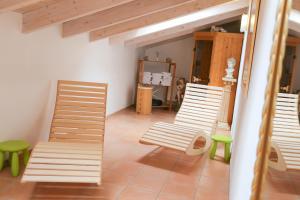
143, 37, 194, 100
230, 0, 280, 199
0, 12, 141, 145
144, 37, 194, 81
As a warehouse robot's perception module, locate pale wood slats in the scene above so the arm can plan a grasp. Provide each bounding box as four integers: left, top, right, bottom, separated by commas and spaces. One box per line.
89, 0, 231, 41
22, 80, 107, 185
27, 164, 100, 171
23, 142, 102, 184
62, 0, 192, 37
174, 84, 223, 130
50, 80, 107, 143
272, 136, 300, 143
140, 83, 223, 155
270, 93, 300, 171
0, 0, 42, 12
22, 176, 100, 184
20, 0, 136, 32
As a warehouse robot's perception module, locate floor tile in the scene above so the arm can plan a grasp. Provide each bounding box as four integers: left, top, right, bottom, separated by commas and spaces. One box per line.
198, 175, 229, 194
0, 108, 231, 200
129, 170, 168, 193
160, 180, 197, 200
195, 187, 228, 200
118, 185, 158, 200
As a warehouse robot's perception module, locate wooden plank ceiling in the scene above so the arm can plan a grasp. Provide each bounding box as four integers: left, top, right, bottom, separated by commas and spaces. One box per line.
1, 0, 298, 42
0, 0, 235, 40
0, 0, 43, 12
89, 0, 230, 41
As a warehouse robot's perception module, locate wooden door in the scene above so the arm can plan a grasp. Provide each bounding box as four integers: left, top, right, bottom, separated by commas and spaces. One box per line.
280, 45, 296, 93
191, 40, 214, 84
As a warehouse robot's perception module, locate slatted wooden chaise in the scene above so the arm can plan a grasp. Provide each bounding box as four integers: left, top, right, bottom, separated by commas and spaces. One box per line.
22, 80, 107, 185
140, 83, 224, 155
269, 93, 300, 171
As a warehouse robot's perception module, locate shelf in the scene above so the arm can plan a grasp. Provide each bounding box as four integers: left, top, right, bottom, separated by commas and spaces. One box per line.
139, 83, 171, 88
137, 59, 176, 112
139, 60, 174, 65
152, 104, 170, 109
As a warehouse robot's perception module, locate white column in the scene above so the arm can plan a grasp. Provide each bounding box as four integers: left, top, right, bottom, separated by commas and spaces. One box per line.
218, 77, 236, 130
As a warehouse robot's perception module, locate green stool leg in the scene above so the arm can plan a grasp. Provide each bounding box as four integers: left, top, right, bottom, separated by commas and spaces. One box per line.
11, 152, 19, 177
0, 151, 4, 171
210, 141, 218, 159
224, 143, 231, 163
9, 152, 12, 166
23, 148, 30, 166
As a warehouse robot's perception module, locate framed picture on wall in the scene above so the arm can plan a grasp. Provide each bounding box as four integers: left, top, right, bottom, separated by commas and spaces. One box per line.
242, 0, 262, 95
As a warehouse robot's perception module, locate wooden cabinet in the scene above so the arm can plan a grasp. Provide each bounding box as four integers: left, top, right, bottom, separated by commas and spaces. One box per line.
190, 32, 244, 125
280, 36, 300, 93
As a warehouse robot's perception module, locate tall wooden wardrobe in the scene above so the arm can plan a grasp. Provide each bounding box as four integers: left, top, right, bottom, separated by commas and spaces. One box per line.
190, 32, 244, 125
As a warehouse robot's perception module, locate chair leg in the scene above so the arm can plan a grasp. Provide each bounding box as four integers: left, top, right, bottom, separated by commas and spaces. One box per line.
0, 151, 4, 171
224, 143, 231, 163
210, 141, 218, 159
11, 152, 19, 177
23, 148, 30, 166
9, 152, 12, 166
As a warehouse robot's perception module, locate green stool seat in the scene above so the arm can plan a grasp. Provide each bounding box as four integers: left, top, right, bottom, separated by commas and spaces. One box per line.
0, 140, 30, 177
209, 135, 233, 163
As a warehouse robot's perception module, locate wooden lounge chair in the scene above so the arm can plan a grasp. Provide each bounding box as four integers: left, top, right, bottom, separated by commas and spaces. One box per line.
269, 93, 300, 171
140, 83, 224, 156
22, 80, 107, 185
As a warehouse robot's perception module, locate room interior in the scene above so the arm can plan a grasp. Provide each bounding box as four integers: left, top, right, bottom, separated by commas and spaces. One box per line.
0, 0, 299, 200
260, 8, 300, 200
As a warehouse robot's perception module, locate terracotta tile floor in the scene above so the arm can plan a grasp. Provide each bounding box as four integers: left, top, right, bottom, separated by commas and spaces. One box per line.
263, 168, 300, 200
0, 108, 230, 200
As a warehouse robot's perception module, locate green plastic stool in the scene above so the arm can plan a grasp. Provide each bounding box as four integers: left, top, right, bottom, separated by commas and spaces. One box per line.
209, 135, 233, 163
0, 140, 30, 177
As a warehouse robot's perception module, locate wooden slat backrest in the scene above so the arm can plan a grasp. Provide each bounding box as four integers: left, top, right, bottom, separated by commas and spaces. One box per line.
174, 83, 223, 134
273, 93, 300, 140
49, 80, 108, 144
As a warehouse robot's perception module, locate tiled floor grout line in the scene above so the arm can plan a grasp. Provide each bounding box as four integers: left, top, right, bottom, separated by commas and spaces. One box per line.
115, 182, 130, 200
114, 161, 146, 200
154, 154, 182, 200
193, 154, 210, 200
0, 109, 232, 199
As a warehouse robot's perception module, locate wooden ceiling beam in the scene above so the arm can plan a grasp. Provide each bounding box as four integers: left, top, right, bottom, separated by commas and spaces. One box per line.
124, 3, 247, 47
89, 0, 231, 41
21, 0, 136, 33
0, 0, 43, 12
62, 0, 197, 37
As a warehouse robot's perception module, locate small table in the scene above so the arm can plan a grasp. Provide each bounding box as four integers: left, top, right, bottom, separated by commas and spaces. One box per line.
0, 140, 30, 176
136, 85, 153, 115
209, 135, 233, 163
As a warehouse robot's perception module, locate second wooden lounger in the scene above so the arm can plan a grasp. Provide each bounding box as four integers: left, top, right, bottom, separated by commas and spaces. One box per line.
22, 80, 107, 185
140, 83, 224, 156
269, 93, 300, 171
